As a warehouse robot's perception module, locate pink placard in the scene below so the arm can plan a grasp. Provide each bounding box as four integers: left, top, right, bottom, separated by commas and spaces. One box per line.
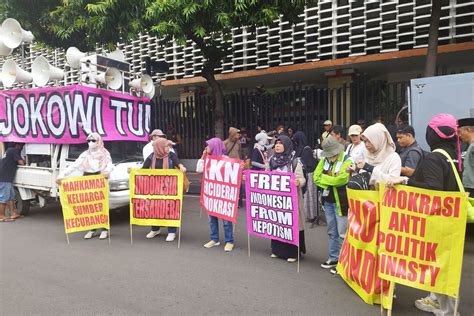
245, 170, 299, 246
200, 156, 243, 223
0, 85, 151, 143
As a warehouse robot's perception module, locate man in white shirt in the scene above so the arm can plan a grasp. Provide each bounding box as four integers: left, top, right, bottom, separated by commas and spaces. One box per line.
143, 129, 177, 161
143, 129, 165, 160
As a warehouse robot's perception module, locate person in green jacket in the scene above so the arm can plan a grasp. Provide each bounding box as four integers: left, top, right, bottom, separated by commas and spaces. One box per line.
314, 135, 352, 273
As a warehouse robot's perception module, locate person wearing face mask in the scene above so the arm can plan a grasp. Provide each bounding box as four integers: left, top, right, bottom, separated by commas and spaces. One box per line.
143, 137, 187, 242
268, 135, 306, 263
314, 135, 352, 273
56, 133, 113, 240
251, 131, 273, 170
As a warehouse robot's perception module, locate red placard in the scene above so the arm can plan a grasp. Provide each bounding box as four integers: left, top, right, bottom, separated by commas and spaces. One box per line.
200, 156, 243, 223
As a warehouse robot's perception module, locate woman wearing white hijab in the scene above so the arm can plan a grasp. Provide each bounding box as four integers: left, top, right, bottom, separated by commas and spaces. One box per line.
356, 123, 401, 186
56, 133, 113, 240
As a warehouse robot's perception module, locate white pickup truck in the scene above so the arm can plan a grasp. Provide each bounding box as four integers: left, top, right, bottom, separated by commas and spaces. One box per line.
11, 141, 145, 215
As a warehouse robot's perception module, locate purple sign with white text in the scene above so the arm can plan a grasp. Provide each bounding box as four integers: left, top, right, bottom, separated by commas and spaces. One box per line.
245, 170, 299, 246
0, 85, 151, 143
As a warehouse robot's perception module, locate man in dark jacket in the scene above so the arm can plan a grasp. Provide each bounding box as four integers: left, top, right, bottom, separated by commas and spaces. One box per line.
0, 143, 25, 221
387, 114, 462, 316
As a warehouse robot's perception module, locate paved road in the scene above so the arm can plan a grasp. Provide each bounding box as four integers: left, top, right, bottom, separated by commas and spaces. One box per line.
1, 196, 473, 315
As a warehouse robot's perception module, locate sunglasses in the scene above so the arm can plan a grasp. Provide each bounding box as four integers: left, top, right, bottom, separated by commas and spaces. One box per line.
87, 139, 97, 143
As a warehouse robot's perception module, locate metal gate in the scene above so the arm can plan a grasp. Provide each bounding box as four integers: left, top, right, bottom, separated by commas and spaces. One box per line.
153, 79, 409, 158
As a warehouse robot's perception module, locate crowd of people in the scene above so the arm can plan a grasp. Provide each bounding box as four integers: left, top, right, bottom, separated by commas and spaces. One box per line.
1, 114, 473, 316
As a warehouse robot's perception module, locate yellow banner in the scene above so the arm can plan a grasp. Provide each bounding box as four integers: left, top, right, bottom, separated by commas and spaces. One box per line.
337, 189, 393, 309
378, 184, 468, 297
129, 168, 184, 227
60, 175, 110, 234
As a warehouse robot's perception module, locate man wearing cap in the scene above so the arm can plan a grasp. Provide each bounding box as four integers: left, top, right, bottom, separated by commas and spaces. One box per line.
345, 124, 366, 164
458, 118, 474, 196
396, 125, 423, 177
321, 120, 333, 142
143, 129, 172, 160
314, 135, 352, 272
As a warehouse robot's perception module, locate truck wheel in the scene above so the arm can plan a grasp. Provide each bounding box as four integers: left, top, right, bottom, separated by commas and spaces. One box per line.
14, 188, 31, 216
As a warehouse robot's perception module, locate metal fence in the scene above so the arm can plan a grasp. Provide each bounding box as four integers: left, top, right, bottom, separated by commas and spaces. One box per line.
153, 79, 409, 159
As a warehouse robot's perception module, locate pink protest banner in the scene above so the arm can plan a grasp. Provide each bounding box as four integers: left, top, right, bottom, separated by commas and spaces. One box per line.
0, 85, 150, 143
200, 155, 243, 223
245, 170, 299, 246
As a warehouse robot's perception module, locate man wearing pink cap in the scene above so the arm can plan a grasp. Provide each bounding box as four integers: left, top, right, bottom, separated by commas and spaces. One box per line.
388, 113, 462, 316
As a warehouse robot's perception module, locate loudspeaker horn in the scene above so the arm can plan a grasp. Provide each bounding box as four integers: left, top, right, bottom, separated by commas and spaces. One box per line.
66, 47, 86, 69
130, 74, 154, 94
0, 18, 34, 49
0, 37, 13, 56
107, 48, 125, 62
1, 59, 33, 87
32, 56, 65, 87
95, 67, 123, 90
145, 84, 155, 99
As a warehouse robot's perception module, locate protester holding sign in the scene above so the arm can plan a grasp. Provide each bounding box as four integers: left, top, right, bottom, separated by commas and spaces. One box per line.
314, 135, 352, 271
197, 138, 236, 252
357, 123, 401, 187
56, 133, 113, 240
143, 138, 186, 242
268, 135, 306, 262
387, 114, 462, 316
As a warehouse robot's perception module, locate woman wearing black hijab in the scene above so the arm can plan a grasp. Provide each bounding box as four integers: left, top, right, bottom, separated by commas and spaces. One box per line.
268, 135, 306, 262
293, 131, 319, 222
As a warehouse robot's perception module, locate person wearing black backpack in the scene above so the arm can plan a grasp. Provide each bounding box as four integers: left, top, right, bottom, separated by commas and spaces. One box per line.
387, 114, 463, 316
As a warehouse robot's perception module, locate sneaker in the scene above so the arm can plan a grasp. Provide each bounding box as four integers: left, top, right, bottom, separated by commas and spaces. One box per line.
414, 296, 440, 313
287, 258, 297, 263
165, 233, 176, 242
330, 268, 339, 275
203, 240, 221, 248
224, 243, 234, 252
270, 254, 278, 258
146, 229, 161, 239
84, 231, 95, 239
321, 260, 338, 269
99, 230, 108, 240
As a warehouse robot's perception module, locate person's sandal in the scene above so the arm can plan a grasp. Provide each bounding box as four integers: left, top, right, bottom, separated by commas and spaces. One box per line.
0, 218, 15, 222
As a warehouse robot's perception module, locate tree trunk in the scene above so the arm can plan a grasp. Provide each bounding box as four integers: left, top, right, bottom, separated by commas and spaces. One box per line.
424, 0, 441, 77
202, 63, 225, 139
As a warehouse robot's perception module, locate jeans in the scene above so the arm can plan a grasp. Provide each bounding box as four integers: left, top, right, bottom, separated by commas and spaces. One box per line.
324, 202, 348, 262
209, 215, 233, 243
151, 226, 177, 233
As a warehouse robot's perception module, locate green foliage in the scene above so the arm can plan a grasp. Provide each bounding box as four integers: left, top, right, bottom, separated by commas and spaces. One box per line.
3, 0, 309, 63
